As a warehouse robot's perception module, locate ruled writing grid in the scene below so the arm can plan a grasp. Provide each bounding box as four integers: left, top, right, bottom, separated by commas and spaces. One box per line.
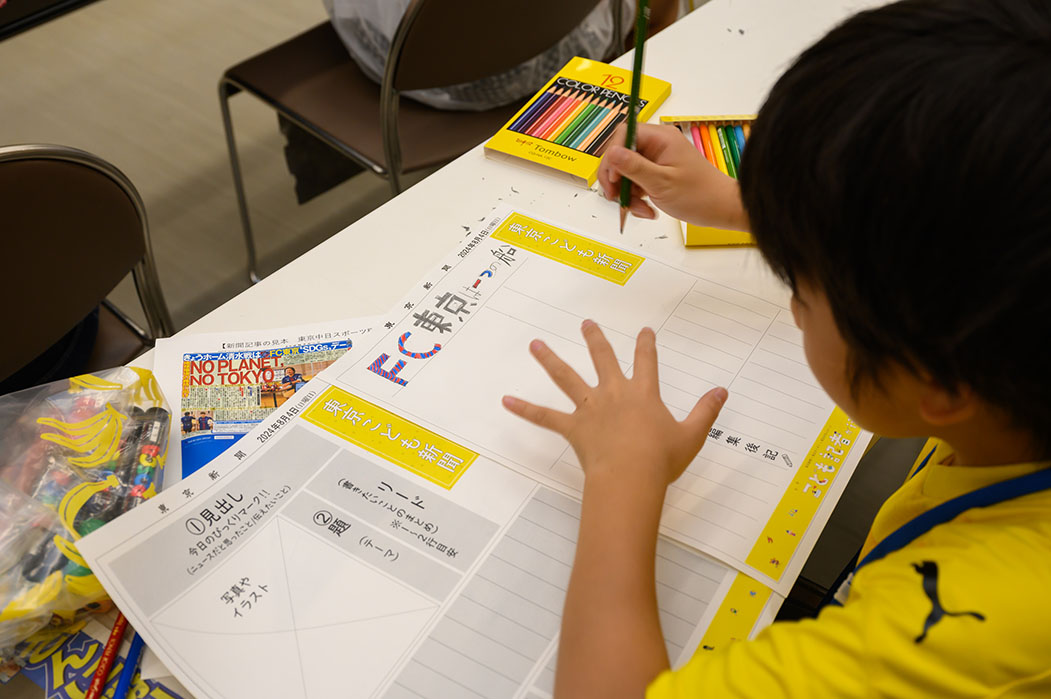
384, 489, 730, 699
340, 234, 836, 573
650, 280, 832, 560
490, 271, 835, 561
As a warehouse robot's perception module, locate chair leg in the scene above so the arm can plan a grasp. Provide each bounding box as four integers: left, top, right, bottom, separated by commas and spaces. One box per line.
388, 169, 404, 197
219, 79, 262, 285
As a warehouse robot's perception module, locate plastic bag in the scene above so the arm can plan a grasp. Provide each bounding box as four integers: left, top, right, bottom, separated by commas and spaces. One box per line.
0, 367, 169, 658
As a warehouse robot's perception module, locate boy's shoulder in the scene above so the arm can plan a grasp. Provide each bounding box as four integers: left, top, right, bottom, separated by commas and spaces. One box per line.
838, 493, 1051, 688
649, 496, 1051, 698
857, 480, 1051, 610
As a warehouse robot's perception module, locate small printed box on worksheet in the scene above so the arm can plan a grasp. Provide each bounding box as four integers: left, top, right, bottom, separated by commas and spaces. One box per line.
660, 114, 756, 247
484, 56, 671, 188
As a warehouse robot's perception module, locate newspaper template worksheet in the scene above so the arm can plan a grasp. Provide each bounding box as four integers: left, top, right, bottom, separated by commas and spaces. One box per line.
80, 208, 867, 698
152, 318, 380, 488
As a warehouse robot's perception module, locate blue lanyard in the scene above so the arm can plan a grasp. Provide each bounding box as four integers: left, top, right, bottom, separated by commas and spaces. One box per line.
855, 449, 1051, 572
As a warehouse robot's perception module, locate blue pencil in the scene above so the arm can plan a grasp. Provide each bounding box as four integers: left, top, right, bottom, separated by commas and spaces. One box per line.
734, 124, 746, 154
113, 632, 146, 699
509, 88, 561, 133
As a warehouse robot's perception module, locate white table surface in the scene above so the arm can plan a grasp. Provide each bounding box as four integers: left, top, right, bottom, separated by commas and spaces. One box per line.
163, 0, 878, 346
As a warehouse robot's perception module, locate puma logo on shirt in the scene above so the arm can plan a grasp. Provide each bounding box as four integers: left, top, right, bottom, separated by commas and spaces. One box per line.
912, 561, 985, 643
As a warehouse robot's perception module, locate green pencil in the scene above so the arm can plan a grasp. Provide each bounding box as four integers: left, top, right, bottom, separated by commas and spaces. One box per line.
557, 100, 600, 146
723, 124, 742, 177
716, 126, 737, 179
618, 0, 650, 233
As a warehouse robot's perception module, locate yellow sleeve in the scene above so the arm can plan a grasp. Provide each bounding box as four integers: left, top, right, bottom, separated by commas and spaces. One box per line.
647, 533, 1043, 698
646, 599, 874, 698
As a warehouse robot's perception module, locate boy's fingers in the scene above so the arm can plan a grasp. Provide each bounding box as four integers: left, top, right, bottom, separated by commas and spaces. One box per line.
681, 387, 729, 452
597, 160, 619, 201
632, 327, 660, 390
581, 320, 621, 382
596, 125, 629, 200
529, 339, 589, 406
501, 395, 572, 435
629, 198, 657, 220
606, 146, 667, 195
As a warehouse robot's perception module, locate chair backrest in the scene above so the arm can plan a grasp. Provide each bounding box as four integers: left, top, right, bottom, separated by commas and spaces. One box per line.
0, 144, 173, 382
389, 0, 612, 92
377, 0, 612, 189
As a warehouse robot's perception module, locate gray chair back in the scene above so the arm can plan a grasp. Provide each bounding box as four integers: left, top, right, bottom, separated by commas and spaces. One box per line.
0, 144, 173, 382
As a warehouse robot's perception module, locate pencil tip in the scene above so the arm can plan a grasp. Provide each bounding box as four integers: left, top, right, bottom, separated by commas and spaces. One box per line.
619, 207, 628, 232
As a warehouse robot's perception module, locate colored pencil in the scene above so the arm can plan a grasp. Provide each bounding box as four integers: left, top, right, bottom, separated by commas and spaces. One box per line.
698, 122, 717, 166
723, 124, 742, 174
734, 124, 746, 154
619, 0, 650, 232
527, 89, 575, 137
85, 612, 129, 699
557, 98, 601, 146
547, 94, 593, 142
524, 90, 568, 137
509, 88, 559, 133
579, 103, 624, 152
742, 122, 751, 139
716, 126, 737, 178
114, 632, 146, 699
517, 88, 564, 134
542, 93, 586, 141
519, 89, 562, 133
574, 100, 616, 148
689, 122, 704, 154
707, 123, 729, 175
566, 100, 610, 149
541, 91, 584, 138
586, 107, 627, 155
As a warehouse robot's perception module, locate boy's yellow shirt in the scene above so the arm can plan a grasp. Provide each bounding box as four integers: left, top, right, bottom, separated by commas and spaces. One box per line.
648, 439, 1051, 697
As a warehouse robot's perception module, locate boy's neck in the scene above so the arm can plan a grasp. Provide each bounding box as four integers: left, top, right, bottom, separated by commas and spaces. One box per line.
937, 418, 1043, 467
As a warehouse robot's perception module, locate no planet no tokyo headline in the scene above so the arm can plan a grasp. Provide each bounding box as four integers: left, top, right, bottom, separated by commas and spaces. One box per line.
552, 76, 650, 106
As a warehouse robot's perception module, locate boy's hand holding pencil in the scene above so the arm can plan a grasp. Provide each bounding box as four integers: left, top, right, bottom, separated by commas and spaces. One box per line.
599, 123, 750, 232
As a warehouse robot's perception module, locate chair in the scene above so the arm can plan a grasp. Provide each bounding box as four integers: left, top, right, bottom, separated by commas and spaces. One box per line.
219, 0, 615, 283
0, 144, 174, 390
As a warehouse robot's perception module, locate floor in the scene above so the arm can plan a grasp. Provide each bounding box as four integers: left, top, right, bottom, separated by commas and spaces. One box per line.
0, 0, 402, 332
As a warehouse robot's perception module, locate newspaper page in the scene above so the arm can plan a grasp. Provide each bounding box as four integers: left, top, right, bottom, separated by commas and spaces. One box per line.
153, 319, 380, 488
80, 207, 865, 698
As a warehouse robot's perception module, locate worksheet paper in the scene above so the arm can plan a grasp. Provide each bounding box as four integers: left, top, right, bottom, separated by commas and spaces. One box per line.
323, 207, 868, 592
79, 207, 866, 697
79, 415, 768, 698
152, 318, 379, 487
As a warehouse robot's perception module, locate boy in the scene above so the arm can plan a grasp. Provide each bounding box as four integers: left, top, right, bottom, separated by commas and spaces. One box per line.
501, 0, 1051, 696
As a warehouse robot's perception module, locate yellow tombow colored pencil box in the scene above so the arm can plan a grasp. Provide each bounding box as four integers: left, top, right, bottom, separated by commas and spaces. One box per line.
485, 57, 671, 188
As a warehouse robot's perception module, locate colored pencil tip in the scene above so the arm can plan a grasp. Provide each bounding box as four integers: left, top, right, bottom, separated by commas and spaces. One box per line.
619, 206, 628, 233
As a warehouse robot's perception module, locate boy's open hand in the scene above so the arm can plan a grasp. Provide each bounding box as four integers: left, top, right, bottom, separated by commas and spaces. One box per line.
597, 123, 749, 232
502, 320, 728, 489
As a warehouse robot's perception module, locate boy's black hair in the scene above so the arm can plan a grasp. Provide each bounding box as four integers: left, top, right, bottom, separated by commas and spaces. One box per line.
740, 0, 1051, 452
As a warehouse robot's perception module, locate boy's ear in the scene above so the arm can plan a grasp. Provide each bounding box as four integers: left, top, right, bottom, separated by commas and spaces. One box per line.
917, 380, 977, 426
